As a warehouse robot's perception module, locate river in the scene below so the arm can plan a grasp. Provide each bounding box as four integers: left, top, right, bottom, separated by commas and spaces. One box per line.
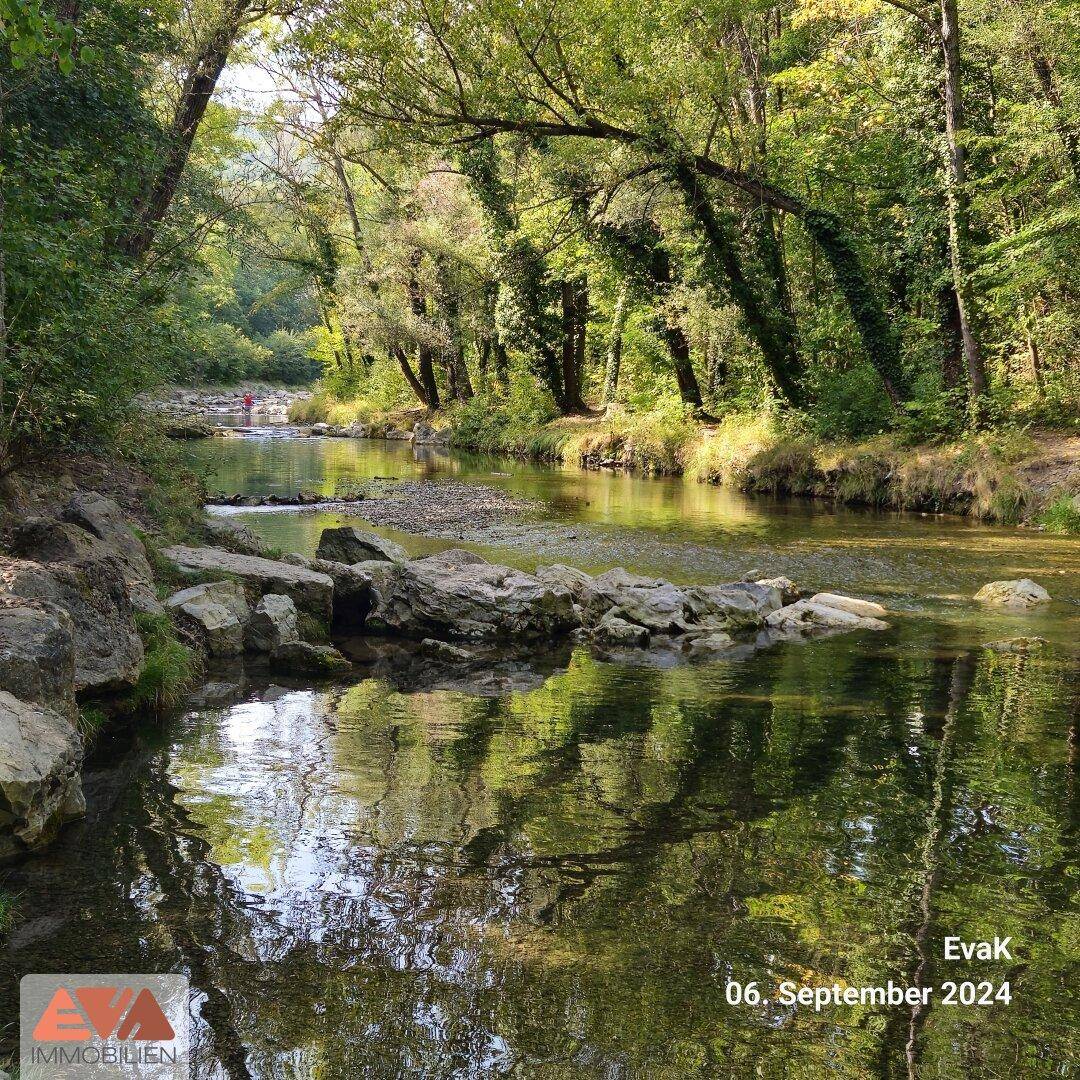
2, 427, 1078, 1078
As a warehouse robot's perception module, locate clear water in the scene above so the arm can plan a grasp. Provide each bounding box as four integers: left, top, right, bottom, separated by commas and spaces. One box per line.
2, 430, 1077, 1079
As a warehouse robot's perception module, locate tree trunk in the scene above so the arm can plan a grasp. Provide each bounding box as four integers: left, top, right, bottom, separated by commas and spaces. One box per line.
394, 347, 429, 406
603, 286, 628, 404
120, 0, 252, 257
657, 320, 704, 408
560, 280, 587, 413
939, 0, 987, 411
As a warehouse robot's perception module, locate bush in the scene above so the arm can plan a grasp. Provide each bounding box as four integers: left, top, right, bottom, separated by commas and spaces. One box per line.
1037, 494, 1080, 534
261, 329, 320, 385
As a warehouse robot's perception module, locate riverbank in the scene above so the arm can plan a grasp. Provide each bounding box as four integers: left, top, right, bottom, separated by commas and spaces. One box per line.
286, 394, 1080, 530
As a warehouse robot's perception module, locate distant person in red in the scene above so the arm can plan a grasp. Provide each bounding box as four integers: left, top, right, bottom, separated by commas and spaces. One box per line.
242, 392, 255, 415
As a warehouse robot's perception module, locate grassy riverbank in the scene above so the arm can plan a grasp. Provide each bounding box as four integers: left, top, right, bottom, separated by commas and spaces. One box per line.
290, 393, 1080, 530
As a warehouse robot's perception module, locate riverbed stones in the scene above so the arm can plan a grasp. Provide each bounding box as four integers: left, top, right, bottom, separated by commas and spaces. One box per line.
271, 640, 351, 675
0, 553, 143, 694
362, 557, 577, 641
160, 546, 334, 618
973, 578, 1051, 606
0, 690, 85, 862
316, 526, 407, 564
166, 581, 250, 657
0, 599, 77, 720
246, 594, 299, 652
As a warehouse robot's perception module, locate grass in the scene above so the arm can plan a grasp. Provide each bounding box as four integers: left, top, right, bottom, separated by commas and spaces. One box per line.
1038, 493, 1080, 534
0, 890, 17, 936
77, 706, 109, 741
123, 612, 196, 713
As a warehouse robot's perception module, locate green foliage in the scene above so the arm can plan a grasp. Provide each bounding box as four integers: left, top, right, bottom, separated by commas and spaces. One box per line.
0, 889, 17, 936
1037, 494, 1080, 534
77, 706, 109, 740
124, 612, 196, 713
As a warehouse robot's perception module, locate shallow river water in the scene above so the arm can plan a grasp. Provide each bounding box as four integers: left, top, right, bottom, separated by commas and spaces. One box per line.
2, 429, 1078, 1078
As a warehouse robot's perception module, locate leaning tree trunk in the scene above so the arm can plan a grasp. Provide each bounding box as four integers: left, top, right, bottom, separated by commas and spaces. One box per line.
559, 279, 588, 413
603, 286, 628, 404
120, 0, 252, 257
940, 0, 987, 411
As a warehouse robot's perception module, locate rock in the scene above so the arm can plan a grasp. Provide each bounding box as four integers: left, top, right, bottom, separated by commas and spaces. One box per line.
413, 420, 449, 445
344, 421, 368, 438
0, 599, 76, 720
383, 427, 414, 441
362, 558, 577, 641
311, 422, 330, 435
160, 546, 334, 618
683, 582, 782, 630
535, 563, 595, 603
62, 493, 160, 614
0, 690, 84, 862
316, 526, 407, 564
983, 636, 1049, 654
685, 631, 737, 658
581, 568, 690, 633
271, 641, 351, 676
592, 611, 651, 647
245, 594, 299, 653
807, 592, 887, 618
756, 576, 801, 605
166, 581, 250, 657
766, 599, 888, 634
202, 517, 270, 557
0, 554, 143, 694
973, 578, 1051, 606
419, 638, 477, 661
414, 548, 489, 568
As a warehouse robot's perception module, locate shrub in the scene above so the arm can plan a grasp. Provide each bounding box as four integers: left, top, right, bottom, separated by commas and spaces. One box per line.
1037, 494, 1080, 534
745, 438, 821, 496
124, 613, 196, 713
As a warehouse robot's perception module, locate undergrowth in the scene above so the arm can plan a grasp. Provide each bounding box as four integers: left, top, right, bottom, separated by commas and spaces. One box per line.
124, 612, 196, 713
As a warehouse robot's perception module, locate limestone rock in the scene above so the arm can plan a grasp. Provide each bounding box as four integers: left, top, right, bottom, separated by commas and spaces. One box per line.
581, 568, 690, 633
271, 641, 351, 675
756, 576, 801, 605
0, 690, 84, 862
683, 582, 782, 630
535, 563, 595, 603
202, 517, 270, 557
808, 592, 887, 618
246, 594, 299, 653
160, 546, 334, 618
317, 526, 407, 564
362, 558, 577, 641
166, 581, 250, 657
0, 553, 143, 694
592, 611, 651, 647
973, 579, 1051, 606
0, 599, 76, 720
766, 599, 888, 634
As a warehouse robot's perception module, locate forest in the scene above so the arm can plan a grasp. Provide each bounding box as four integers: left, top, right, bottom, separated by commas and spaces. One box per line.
1, 0, 1077, 489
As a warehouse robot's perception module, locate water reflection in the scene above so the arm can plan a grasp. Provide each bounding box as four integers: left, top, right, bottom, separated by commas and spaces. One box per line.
3, 625, 1077, 1077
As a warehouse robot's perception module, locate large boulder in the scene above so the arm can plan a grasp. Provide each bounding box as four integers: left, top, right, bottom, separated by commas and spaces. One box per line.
246, 594, 299, 653
973, 579, 1051, 607
0, 599, 76, 720
592, 611, 651, 647
280, 553, 375, 626
535, 563, 595, 603
0, 553, 143, 694
0, 690, 84, 862
61, 493, 159, 615
683, 582, 783, 630
166, 581, 250, 657
316, 526, 407, 564
362, 558, 578, 641
160, 546, 334, 619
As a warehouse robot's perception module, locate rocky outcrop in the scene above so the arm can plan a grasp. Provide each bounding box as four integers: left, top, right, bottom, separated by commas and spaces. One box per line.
316, 526, 407, 564
973, 578, 1051, 606
0, 691, 85, 862
271, 641, 350, 675
361, 555, 577, 641
534, 563, 595, 603
0, 599, 77, 720
202, 517, 271, 557
160, 545, 334, 619
166, 581, 250, 657
0, 552, 143, 695
412, 420, 450, 445
592, 611, 651, 647
246, 594, 299, 653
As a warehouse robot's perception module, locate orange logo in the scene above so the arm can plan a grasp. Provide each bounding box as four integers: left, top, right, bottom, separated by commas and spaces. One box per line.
32, 985, 176, 1042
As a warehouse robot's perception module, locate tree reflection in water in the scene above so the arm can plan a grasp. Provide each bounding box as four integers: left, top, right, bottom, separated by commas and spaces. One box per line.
2, 623, 1077, 1079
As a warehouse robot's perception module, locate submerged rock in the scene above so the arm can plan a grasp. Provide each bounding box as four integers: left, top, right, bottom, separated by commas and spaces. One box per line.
974, 579, 1051, 606
362, 557, 577, 641
685, 630, 738, 658
316, 526, 407, 564
0, 690, 84, 863
166, 581, 250, 657
160, 546, 334, 618
766, 596, 888, 634
271, 640, 351, 675
983, 636, 1049, 653
246, 594, 299, 653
